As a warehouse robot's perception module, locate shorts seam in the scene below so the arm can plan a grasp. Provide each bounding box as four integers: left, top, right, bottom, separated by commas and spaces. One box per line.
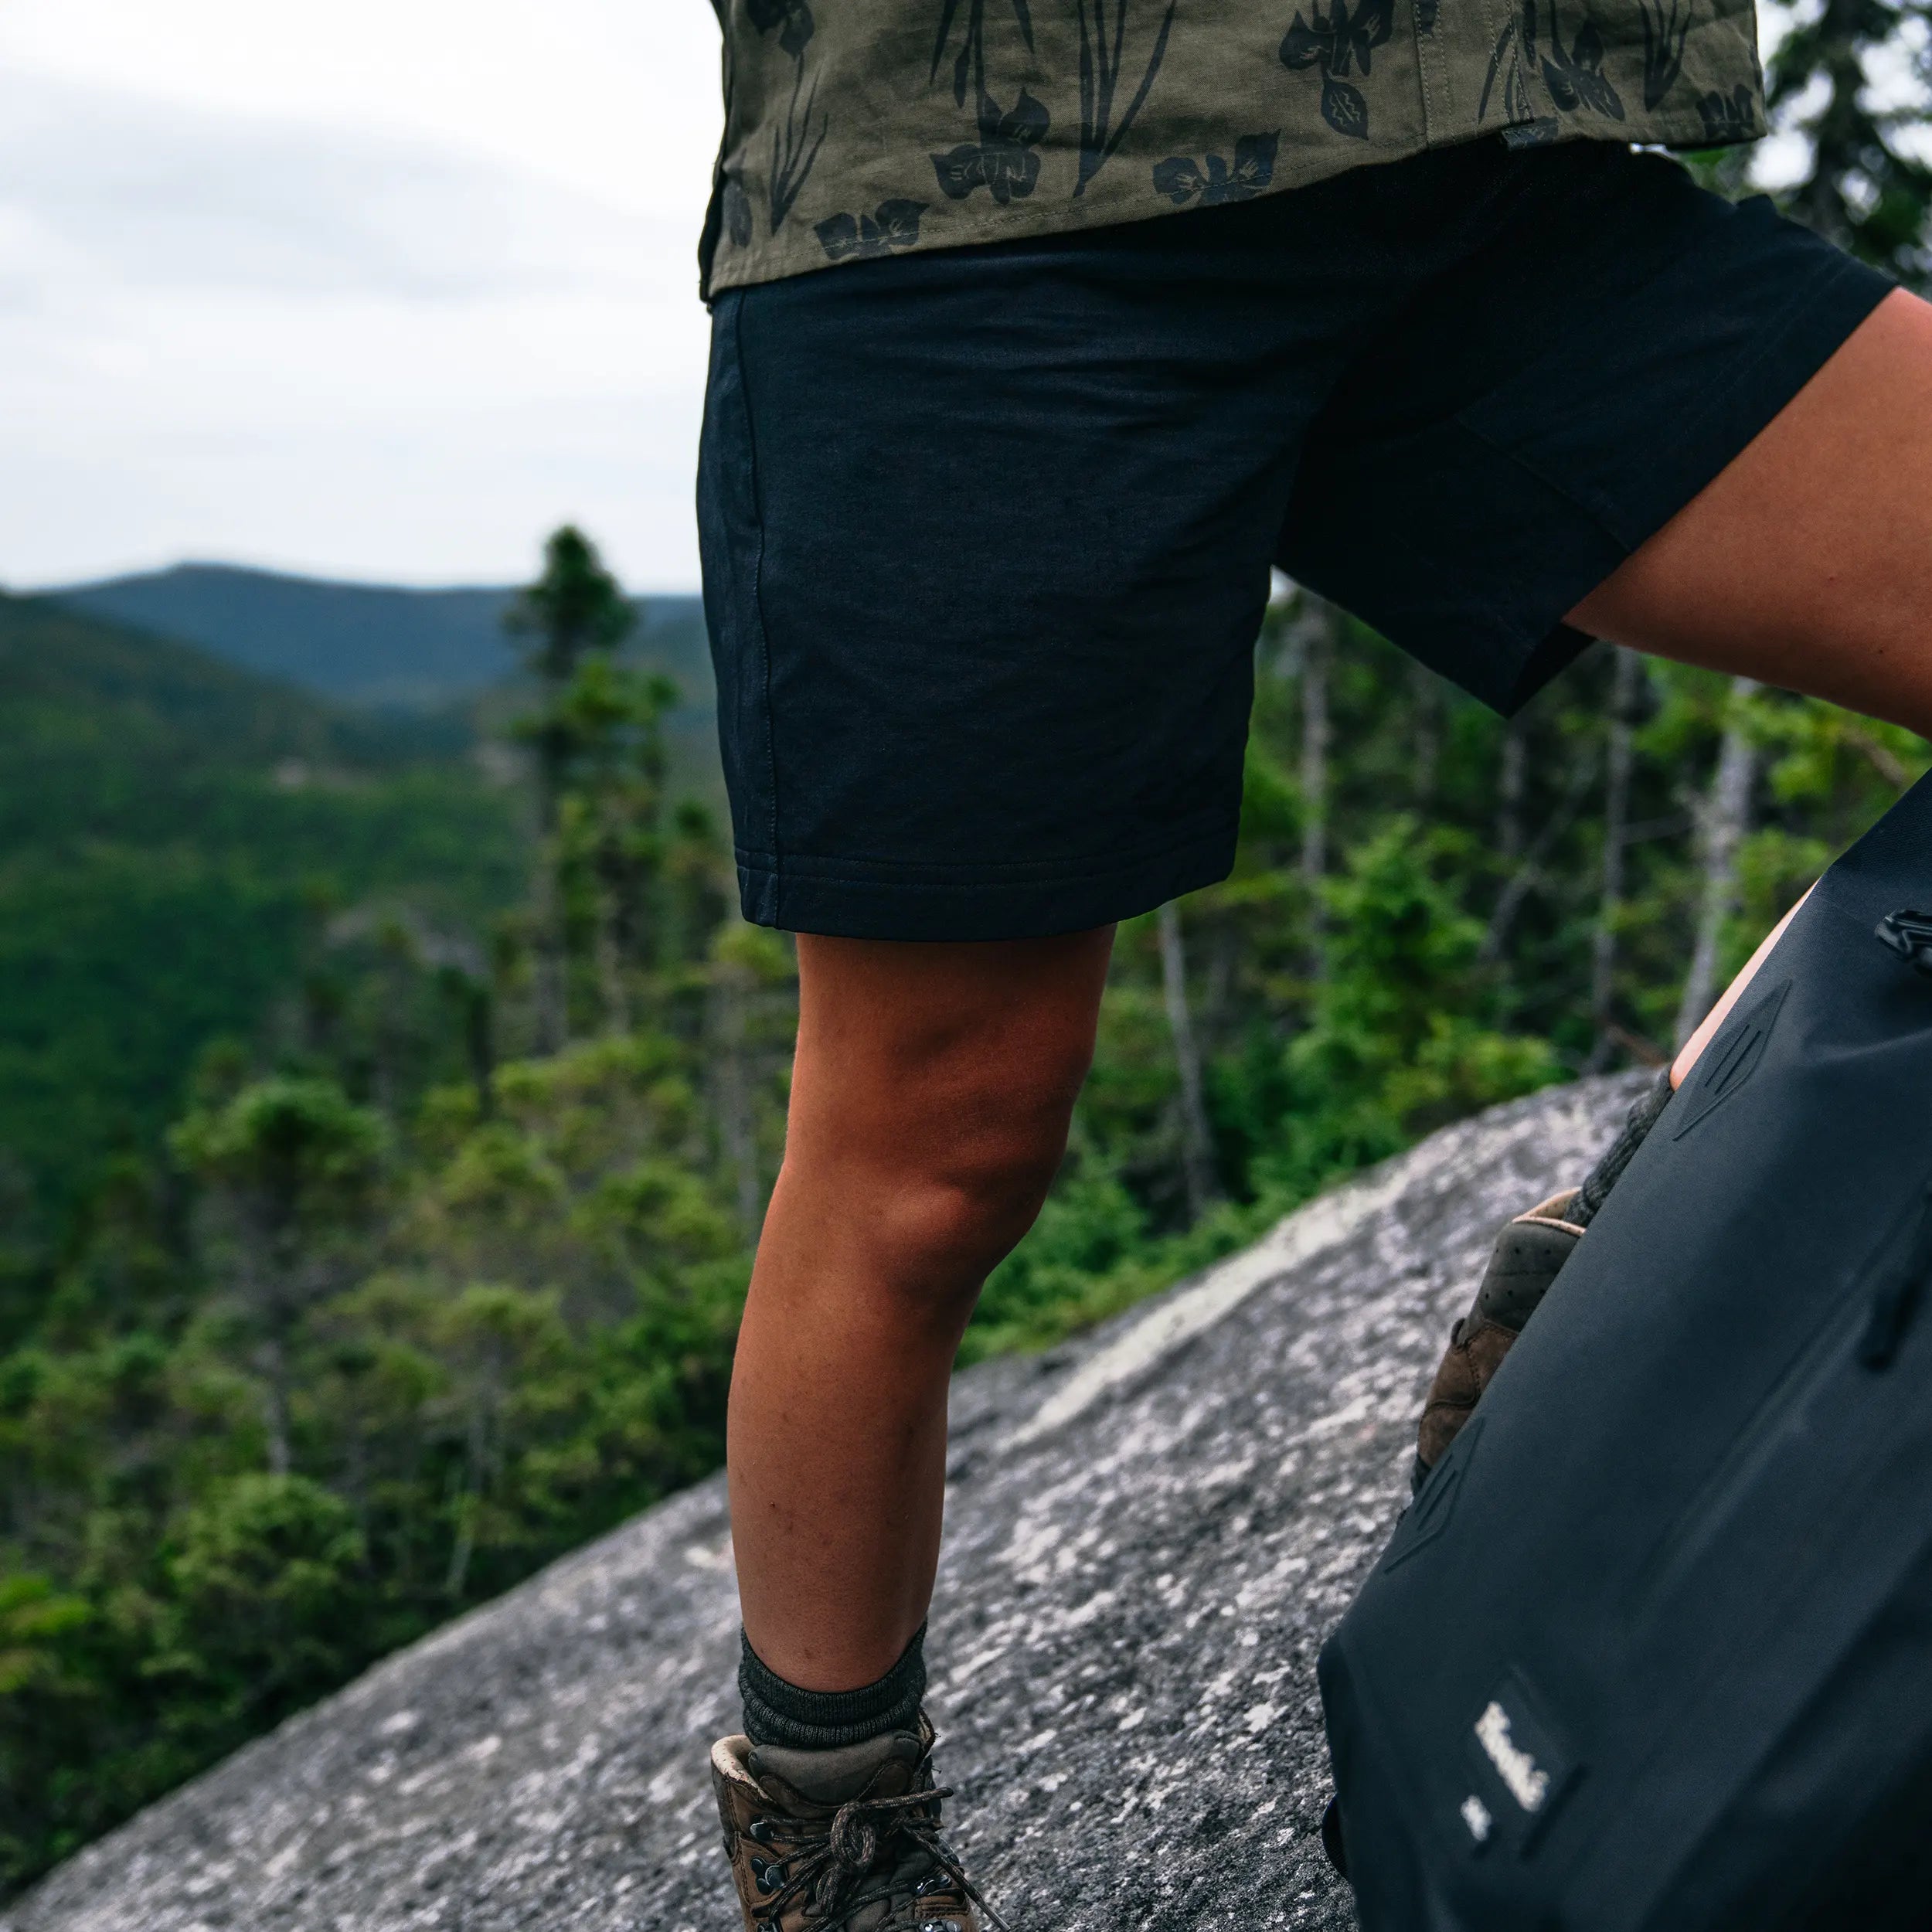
1414, 2, 1440, 146
733, 294, 784, 906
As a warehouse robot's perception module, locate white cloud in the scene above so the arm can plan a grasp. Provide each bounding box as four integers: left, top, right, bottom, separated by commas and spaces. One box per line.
0, 0, 723, 590
0, 77, 659, 300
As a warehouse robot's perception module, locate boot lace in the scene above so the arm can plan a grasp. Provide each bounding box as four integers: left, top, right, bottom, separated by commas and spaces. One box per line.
750, 1783, 1012, 1932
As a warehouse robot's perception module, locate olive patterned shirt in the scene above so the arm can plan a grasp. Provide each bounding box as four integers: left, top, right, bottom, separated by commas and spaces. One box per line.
699, 0, 1765, 294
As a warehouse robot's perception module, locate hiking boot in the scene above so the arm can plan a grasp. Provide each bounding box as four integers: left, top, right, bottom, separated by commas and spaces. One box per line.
711, 1716, 1002, 1932
1413, 1187, 1585, 1491
1411, 1072, 1679, 1492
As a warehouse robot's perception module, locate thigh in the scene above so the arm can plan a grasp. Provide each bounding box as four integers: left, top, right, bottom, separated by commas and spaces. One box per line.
787, 930, 1114, 1176
1570, 289, 1932, 736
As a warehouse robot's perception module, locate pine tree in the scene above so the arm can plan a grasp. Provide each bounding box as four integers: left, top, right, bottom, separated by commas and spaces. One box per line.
1157, 900, 1220, 1219
168, 1079, 386, 1475
506, 529, 637, 1052
1767, 0, 1932, 284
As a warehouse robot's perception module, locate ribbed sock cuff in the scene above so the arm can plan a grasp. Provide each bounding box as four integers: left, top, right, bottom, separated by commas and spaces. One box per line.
1574, 1068, 1675, 1225
739, 1624, 927, 1750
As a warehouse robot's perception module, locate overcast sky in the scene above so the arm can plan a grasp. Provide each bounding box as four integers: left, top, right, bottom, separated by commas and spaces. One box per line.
1, 3, 1895, 596
1, 0, 723, 591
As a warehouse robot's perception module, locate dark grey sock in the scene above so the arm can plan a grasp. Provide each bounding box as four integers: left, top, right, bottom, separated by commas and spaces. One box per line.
1573, 1069, 1675, 1226
739, 1624, 927, 1750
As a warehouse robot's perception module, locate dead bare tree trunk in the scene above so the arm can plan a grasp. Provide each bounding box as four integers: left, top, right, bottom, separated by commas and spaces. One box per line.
1298, 610, 1331, 896
1587, 648, 1645, 1069
532, 818, 570, 1056
1481, 753, 1597, 964
258, 1329, 293, 1477
1496, 719, 1527, 864
713, 959, 764, 1240
1673, 675, 1760, 1050
446, 1342, 507, 1600
1158, 900, 1219, 1221
594, 890, 628, 1037
444, 1393, 486, 1599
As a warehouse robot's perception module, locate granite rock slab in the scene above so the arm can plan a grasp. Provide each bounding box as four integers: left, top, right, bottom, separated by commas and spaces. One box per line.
6, 1074, 1647, 1932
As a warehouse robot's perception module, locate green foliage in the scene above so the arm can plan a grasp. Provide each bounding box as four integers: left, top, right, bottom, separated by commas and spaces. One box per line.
154, 1474, 369, 1727
0, 1574, 102, 1880
171, 1077, 389, 1220
7, 393, 1932, 1909
1685, 0, 1932, 284
1267, 821, 1562, 1194
0, 534, 777, 1893
1767, 0, 1932, 284
0, 593, 527, 1218
506, 526, 637, 682
15, 54, 1930, 1869
968, 602, 1924, 1365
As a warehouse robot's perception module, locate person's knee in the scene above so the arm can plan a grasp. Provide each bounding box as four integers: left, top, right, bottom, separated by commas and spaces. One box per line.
840, 1012, 1088, 1301
786, 930, 1109, 1312
896, 1056, 1084, 1267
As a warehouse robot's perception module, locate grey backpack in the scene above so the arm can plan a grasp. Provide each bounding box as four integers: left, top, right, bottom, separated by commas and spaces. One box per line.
1321, 773, 1932, 1930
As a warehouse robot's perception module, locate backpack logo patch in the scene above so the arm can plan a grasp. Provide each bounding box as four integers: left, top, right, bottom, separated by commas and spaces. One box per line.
1460, 1793, 1495, 1844
1463, 1670, 1580, 1852
1475, 1700, 1549, 1811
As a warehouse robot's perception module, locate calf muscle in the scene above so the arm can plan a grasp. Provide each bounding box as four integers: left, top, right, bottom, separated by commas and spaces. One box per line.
730, 928, 1113, 1692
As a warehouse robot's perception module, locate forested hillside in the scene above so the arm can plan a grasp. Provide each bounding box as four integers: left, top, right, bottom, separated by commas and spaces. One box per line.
5, 524, 1925, 1896
4, 15, 1930, 1898
0, 595, 527, 1243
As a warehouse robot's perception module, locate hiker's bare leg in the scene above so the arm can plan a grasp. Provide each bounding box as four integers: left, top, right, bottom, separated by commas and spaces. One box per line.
730, 928, 1113, 1692
1571, 288, 1932, 738
1671, 889, 1811, 1088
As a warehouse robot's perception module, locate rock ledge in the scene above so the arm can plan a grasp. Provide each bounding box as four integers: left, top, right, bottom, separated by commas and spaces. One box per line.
5, 1075, 1645, 1932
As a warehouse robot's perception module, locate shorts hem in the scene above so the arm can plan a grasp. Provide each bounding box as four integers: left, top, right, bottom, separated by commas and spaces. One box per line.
735, 824, 1240, 940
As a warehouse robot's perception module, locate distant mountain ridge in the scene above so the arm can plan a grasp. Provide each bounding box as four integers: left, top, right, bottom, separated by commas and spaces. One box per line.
52, 563, 711, 713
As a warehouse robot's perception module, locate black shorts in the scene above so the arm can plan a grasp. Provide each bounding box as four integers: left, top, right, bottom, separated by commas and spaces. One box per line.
697, 139, 1889, 943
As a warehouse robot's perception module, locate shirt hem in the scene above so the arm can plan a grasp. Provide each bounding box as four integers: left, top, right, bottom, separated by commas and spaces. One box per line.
702, 117, 1761, 298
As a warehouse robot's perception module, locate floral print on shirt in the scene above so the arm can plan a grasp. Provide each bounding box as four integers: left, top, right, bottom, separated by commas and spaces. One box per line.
702, 0, 1767, 293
